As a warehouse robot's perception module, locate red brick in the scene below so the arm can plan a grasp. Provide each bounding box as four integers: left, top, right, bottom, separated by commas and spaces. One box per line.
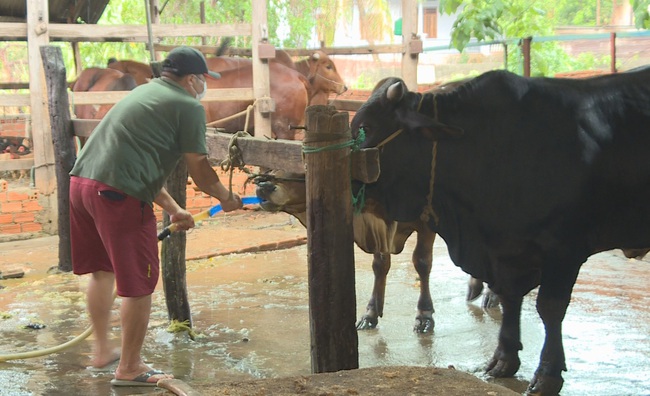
28, 191, 39, 200
186, 187, 196, 198
0, 224, 21, 234
1, 201, 22, 213
6, 191, 29, 201
0, 213, 12, 224
21, 222, 42, 233
22, 201, 42, 212
13, 212, 35, 222
192, 197, 213, 208
0, 179, 7, 192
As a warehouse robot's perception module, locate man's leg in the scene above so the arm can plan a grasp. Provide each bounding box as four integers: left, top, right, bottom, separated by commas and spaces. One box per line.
87, 270, 120, 368
114, 294, 172, 382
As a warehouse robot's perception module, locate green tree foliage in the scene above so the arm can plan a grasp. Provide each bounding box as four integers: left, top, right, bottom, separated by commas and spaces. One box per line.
439, 0, 644, 76
632, 0, 650, 28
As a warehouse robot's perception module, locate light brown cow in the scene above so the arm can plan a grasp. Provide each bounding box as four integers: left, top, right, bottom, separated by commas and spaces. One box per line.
203, 62, 309, 140
70, 67, 137, 147
206, 50, 346, 106
294, 50, 348, 104
206, 49, 296, 73
107, 59, 153, 85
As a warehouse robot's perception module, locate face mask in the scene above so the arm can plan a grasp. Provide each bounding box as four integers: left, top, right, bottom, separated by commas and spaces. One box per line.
195, 77, 207, 100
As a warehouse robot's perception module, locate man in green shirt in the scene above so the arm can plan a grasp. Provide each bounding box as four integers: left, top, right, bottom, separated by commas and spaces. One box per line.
70, 46, 242, 386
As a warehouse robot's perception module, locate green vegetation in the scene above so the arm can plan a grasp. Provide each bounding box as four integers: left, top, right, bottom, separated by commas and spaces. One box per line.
0, 0, 647, 85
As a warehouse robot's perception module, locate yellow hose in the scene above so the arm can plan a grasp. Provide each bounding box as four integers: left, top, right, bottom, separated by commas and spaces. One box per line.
0, 325, 94, 362
0, 290, 117, 363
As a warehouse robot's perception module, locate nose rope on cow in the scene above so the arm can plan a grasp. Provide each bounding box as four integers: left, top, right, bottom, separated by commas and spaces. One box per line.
312, 72, 346, 88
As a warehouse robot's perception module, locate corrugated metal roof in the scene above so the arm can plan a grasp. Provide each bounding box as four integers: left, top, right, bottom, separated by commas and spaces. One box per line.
0, 0, 110, 24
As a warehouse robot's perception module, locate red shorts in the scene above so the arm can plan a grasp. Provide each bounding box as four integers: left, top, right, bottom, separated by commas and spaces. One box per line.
69, 176, 159, 297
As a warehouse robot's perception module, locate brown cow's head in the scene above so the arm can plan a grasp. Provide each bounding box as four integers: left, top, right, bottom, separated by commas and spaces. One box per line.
304, 51, 347, 101
254, 170, 307, 226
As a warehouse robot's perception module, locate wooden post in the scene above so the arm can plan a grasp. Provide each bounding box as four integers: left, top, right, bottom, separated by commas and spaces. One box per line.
251, 0, 273, 139
610, 32, 617, 73
161, 162, 192, 325
40, 46, 74, 272
27, 0, 56, 198
401, 0, 419, 91
303, 105, 358, 373
200, 1, 207, 46
522, 37, 532, 77
71, 41, 82, 77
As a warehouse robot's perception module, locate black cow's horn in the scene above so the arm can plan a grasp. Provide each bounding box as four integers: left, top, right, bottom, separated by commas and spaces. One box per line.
387, 81, 404, 102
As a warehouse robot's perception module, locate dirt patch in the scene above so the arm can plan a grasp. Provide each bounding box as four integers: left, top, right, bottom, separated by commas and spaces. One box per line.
158, 366, 520, 396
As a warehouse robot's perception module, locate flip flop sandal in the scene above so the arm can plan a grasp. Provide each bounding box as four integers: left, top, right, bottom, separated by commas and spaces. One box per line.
110, 369, 168, 387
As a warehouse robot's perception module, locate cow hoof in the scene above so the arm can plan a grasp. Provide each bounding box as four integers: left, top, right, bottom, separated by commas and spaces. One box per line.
526, 372, 563, 396
481, 291, 501, 309
413, 316, 434, 333
485, 355, 521, 378
356, 316, 378, 330
466, 278, 484, 302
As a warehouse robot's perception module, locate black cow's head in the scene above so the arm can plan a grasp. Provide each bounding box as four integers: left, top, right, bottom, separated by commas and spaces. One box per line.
351, 78, 463, 149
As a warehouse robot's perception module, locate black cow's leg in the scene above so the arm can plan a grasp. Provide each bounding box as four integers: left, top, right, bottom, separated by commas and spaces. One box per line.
356, 253, 391, 330
486, 293, 522, 378
527, 265, 580, 396
413, 230, 435, 333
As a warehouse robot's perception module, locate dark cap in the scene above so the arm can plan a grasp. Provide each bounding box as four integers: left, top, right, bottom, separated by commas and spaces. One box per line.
162, 46, 221, 79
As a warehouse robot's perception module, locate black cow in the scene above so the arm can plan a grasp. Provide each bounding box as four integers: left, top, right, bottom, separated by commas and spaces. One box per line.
349, 68, 650, 395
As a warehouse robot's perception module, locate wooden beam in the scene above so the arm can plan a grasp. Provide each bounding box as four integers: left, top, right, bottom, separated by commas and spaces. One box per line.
72, 119, 99, 137
68, 87, 253, 105
401, 0, 419, 91
205, 129, 379, 183
0, 158, 34, 171
206, 130, 303, 174
0, 93, 30, 106
41, 45, 75, 271
329, 99, 363, 112
0, 22, 252, 42
154, 44, 405, 57
27, 0, 56, 194
251, 0, 273, 138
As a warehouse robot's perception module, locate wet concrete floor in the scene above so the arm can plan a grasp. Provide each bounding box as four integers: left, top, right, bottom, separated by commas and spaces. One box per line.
0, 211, 649, 395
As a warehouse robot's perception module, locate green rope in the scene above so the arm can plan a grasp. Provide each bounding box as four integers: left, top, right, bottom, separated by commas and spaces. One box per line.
301, 128, 368, 214
352, 183, 366, 214
301, 128, 366, 154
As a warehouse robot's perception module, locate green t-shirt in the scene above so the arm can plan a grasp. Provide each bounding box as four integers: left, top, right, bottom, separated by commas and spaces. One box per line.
70, 78, 207, 204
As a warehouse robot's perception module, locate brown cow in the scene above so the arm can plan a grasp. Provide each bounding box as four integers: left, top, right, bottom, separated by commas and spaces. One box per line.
253, 169, 437, 333
71, 67, 137, 147
294, 50, 347, 104
203, 62, 309, 140
107, 58, 153, 85
206, 49, 296, 73
206, 50, 346, 106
